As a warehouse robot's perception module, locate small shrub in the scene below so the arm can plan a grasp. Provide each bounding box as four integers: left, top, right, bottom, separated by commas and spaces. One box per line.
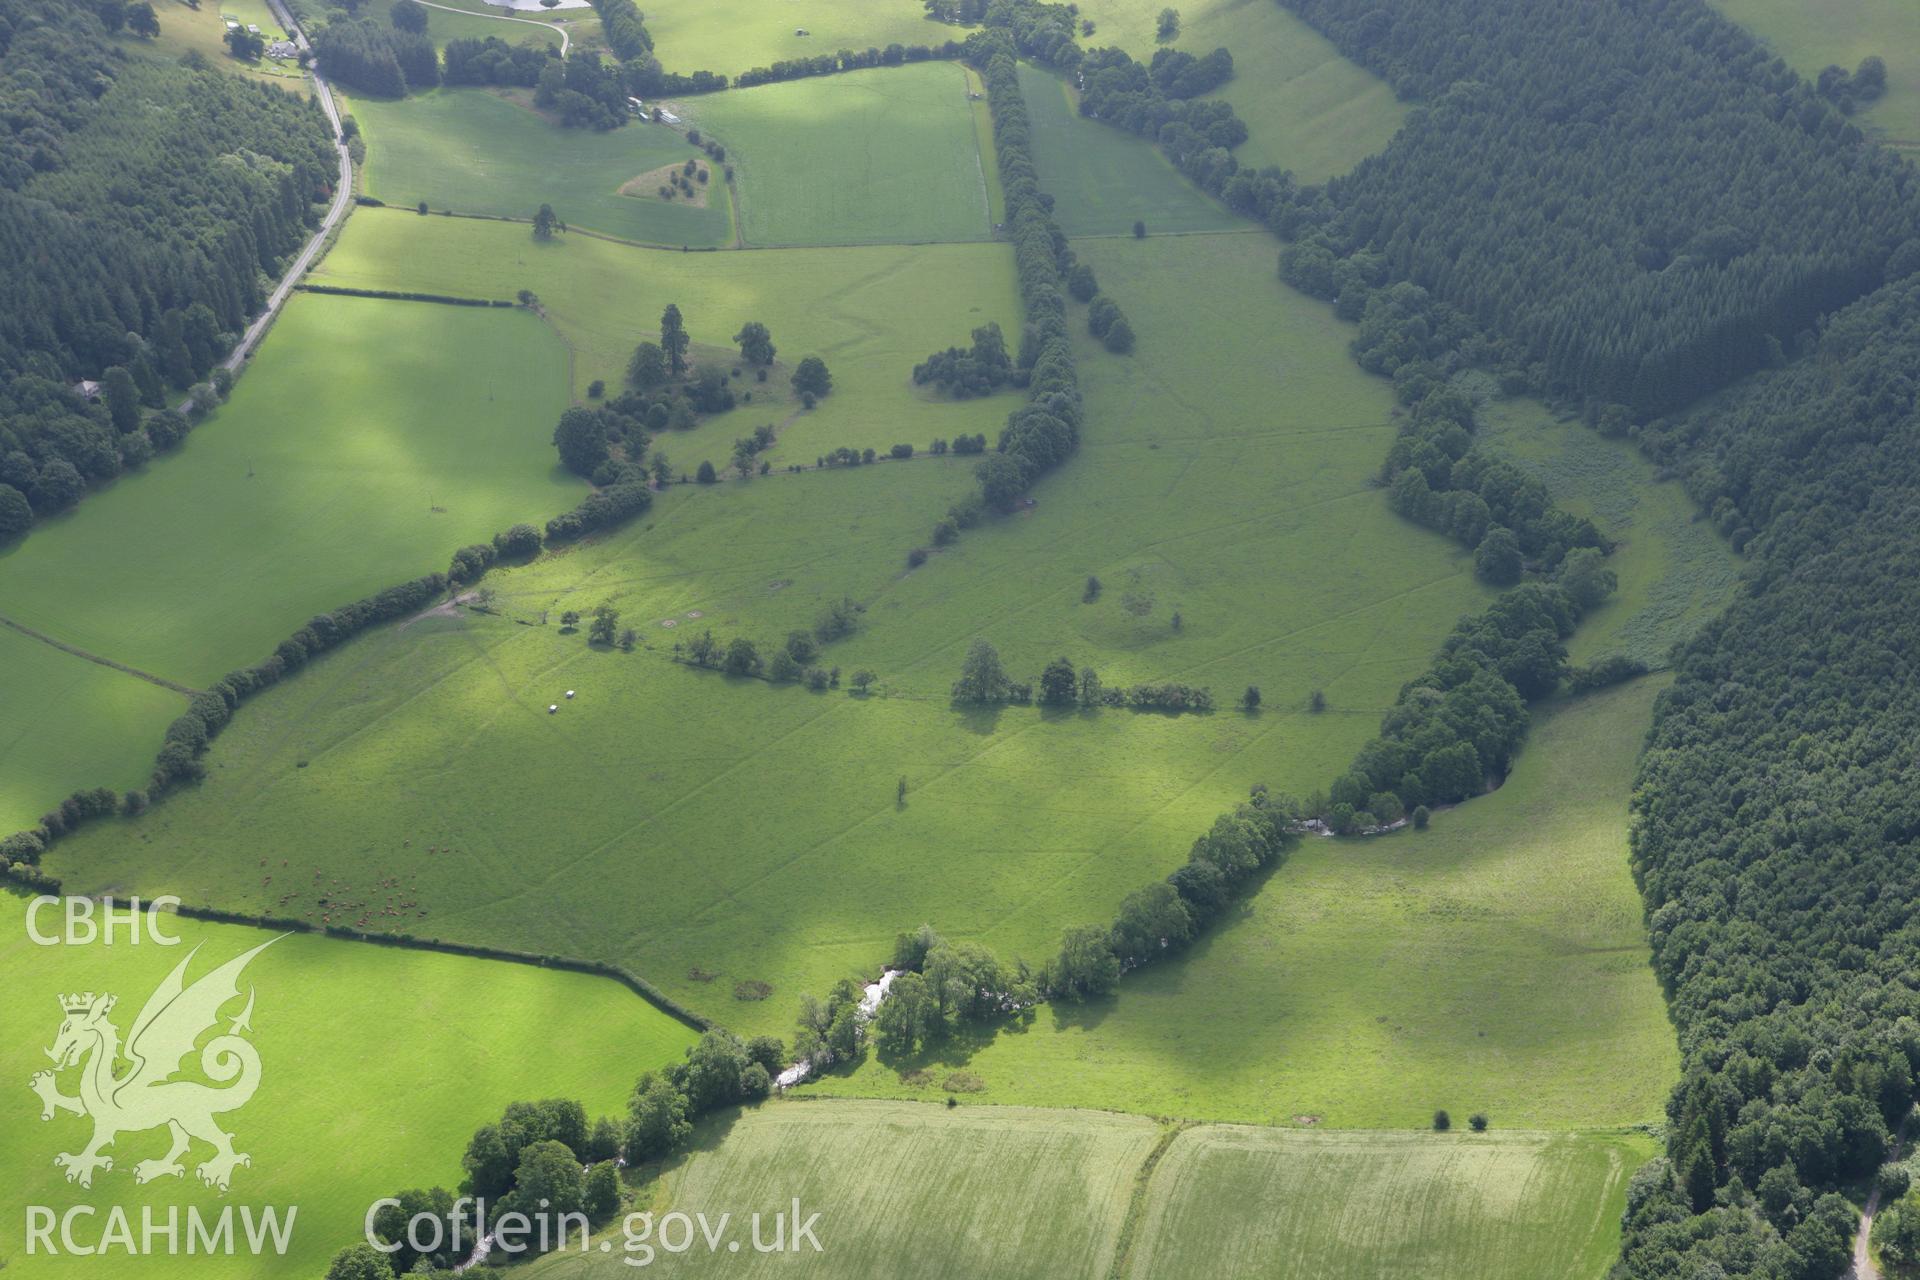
1433, 1109, 1451, 1131
733, 980, 773, 1001
1469, 1113, 1488, 1132
1412, 805, 1431, 830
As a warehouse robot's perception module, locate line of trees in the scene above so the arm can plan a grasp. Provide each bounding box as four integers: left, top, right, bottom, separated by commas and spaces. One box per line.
328, 1029, 787, 1276
669, 597, 866, 694
1047, 790, 1300, 1000
733, 39, 968, 89
942, 32, 1083, 530
949, 644, 1216, 713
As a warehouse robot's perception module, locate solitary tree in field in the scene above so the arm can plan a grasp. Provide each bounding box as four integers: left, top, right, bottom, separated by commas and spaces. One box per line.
559, 609, 581, 631
734, 322, 775, 366
1433, 1109, 1451, 1131
661, 304, 690, 376
1132, 219, 1147, 239
1155, 7, 1179, 41
1241, 685, 1261, 711
532, 203, 561, 240
791, 355, 832, 398
588, 603, 620, 646
850, 669, 876, 694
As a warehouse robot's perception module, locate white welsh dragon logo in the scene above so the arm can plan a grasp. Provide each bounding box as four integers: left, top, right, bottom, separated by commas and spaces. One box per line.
29, 938, 280, 1192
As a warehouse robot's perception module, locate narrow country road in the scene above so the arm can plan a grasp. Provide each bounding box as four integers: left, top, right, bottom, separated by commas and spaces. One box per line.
245, 0, 353, 363
1854, 1130, 1910, 1280
1857, 1179, 1886, 1280
180, 0, 353, 416
410, 0, 573, 55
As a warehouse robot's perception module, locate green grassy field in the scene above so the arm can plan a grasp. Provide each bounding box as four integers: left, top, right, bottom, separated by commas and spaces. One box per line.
681, 62, 992, 247
642, 0, 951, 78
353, 88, 733, 246
1711, 0, 1919, 153
1125, 1126, 1657, 1279
313, 209, 1027, 457
1019, 63, 1248, 237
0, 294, 578, 689
1072, 0, 1408, 180
0, 890, 697, 1279
530, 1101, 1161, 1278
45, 230, 1493, 1039
0, 630, 185, 834
517, 1100, 1652, 1279
809, 676, 1681, 1129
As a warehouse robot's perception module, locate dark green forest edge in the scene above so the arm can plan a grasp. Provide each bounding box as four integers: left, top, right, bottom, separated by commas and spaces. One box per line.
0, 0, 336, 541
1264, 1, 1920, 1275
